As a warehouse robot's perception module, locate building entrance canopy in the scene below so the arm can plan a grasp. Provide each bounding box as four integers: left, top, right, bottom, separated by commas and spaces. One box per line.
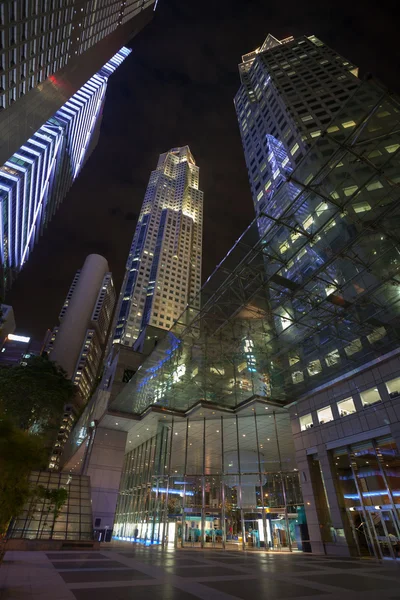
111, 80, 400, 416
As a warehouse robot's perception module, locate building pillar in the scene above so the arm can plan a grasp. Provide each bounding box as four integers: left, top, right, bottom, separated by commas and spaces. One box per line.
295, 449, 326, 555
83, 426, 127, 536
314, 444, 356, 557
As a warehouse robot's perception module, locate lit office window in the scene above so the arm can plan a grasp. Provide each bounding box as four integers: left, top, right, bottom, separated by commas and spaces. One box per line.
300, 413, 313, 431
317, 406, 334, 424
337, 397, 356, 417
360, 387, 382, 407
386, 377, 400, 399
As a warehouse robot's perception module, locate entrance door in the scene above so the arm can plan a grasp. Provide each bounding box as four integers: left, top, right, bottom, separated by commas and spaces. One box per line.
367, 510, 400, 560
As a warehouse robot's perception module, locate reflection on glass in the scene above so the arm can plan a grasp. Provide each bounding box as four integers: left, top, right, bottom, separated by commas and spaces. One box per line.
114, 409, 306, 552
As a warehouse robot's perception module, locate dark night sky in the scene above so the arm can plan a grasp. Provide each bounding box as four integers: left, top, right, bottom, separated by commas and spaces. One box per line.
7, 0, 399, 339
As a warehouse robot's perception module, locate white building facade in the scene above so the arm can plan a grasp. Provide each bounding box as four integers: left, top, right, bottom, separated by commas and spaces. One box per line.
114, 146, 203, 346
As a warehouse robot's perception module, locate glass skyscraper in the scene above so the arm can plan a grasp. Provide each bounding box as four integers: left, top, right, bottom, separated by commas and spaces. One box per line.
0, 0, 156, 291
113, 146, 203, 346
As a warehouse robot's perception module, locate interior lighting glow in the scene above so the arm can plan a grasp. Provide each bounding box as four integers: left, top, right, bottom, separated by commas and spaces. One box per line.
8, 334, 30, 343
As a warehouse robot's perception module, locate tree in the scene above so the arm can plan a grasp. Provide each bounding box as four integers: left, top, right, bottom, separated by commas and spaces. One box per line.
0, 415, 47, 537
35, 486, 69, 539
0, 355, 75, 433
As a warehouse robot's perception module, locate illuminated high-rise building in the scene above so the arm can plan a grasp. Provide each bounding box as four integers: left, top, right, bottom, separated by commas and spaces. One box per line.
0, 0, 156, 292
47, 254, 116, 403
231, 34, 400, 559
234, 34, 359, 225
113, 146, 203, 346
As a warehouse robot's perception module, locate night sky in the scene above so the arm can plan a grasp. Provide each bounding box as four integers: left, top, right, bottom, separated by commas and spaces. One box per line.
7, 0, 398, 339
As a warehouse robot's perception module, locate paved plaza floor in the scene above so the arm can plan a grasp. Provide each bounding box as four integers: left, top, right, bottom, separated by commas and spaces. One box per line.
1, 545, 400, 600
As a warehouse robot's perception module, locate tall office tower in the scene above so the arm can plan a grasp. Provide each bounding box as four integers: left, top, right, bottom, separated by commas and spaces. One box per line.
47, 254, 116, 402
234, 34, 360, 225
113, 146, 203, 346
0, 0, 156, 292
0, 48, 130, 291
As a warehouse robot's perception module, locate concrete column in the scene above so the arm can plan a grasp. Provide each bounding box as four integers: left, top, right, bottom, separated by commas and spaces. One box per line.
295, 449, 326, 555
315, 444, 355, 556
84, 426, 127, 533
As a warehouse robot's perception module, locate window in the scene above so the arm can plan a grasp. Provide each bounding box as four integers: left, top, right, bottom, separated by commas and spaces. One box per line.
308, 359, 322, 376
342, 120, 356, 128
344, 338, 362, 357
367, 326, 386, 344
325, 348, 340, 367
316, 202, 328, 217
337, 397, 356, 417
366, 180, 384, 192
353, 201, 371, 213
292, 370, 304, 384
360, 387, 382, 407
303, 215, 314, 230
300, 413, 313, 431
385, 144, 400, 154
279, 241, 290, 254
290, 142, 299, 155
343, 185, 358, 197
386, 377, 400, 399
317, 406, 334, 424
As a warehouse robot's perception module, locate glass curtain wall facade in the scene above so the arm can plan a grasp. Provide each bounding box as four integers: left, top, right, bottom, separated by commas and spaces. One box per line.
114, 407, 307, 551
109, 78, 400, 415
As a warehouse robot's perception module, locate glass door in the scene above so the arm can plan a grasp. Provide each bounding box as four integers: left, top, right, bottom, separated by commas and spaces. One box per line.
367, 510, 400, 560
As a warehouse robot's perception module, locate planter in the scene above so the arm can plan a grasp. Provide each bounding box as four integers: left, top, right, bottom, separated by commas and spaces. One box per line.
3, 539, 101, 552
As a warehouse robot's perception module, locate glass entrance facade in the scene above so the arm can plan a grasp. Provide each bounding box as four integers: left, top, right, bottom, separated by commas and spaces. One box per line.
114, 405, 308, 551
333, 436, 400, 560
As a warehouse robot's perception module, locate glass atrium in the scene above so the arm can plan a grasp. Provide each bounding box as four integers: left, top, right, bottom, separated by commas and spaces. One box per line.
97, 79, 400, 552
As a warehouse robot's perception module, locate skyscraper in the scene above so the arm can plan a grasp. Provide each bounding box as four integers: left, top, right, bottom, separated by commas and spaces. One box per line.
234, 34, 359, 224
113, 146, 203, 346
0, 0, 156, 291
0, 48, 130, 290
231, 34, 400, 558
47, 254, 116, 403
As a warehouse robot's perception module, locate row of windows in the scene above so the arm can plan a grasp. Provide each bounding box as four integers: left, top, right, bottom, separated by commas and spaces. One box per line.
299, 377, 400, 431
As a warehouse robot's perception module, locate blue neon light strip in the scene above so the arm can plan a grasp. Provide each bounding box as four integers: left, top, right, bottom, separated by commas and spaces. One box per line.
113, 213, 150, 341
344, 490, 400, 499
151, 487, 194, 496
0, 47, 131, 289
